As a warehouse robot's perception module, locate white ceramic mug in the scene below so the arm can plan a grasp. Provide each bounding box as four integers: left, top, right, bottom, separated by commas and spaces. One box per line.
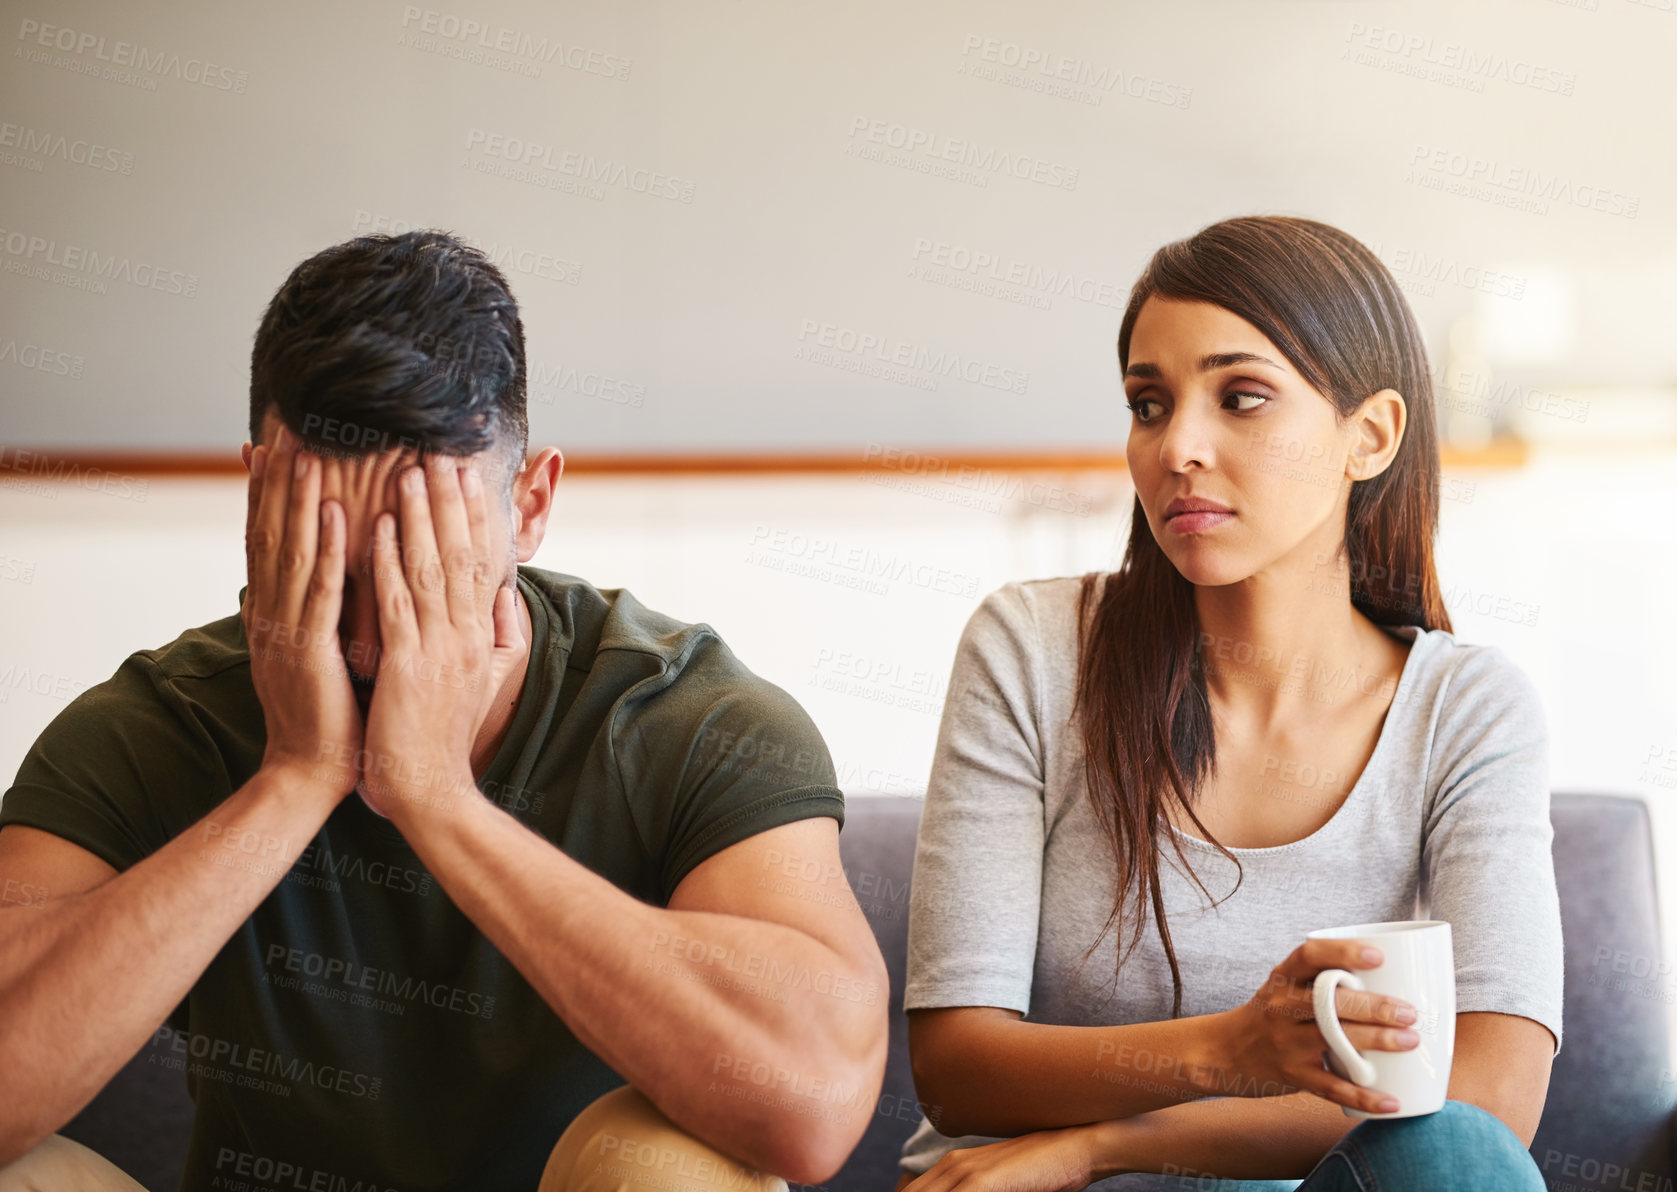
1308, 919, 1455, 1119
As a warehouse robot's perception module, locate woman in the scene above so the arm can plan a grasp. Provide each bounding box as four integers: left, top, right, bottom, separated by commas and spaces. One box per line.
893, 217, 1560, 1191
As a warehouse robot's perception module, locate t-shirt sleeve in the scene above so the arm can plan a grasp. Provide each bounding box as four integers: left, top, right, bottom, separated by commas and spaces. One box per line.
904, 583, 1045, 1014
1421, 645, 1564, 1054
609, 633, 846, 903
0, 651, 222, 874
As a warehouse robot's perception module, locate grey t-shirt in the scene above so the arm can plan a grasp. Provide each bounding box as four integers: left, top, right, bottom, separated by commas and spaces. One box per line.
899, 576, 1563, 1178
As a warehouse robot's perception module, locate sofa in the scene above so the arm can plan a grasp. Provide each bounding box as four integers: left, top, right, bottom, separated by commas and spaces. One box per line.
57, 793, 1677, 1191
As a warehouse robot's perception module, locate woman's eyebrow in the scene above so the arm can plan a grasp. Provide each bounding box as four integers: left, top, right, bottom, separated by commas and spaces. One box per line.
1201, 351, 1284, 372
1124, 351, 1285, 379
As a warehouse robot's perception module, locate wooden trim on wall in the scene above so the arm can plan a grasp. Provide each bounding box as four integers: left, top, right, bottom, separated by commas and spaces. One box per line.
0, 438, 1530, 478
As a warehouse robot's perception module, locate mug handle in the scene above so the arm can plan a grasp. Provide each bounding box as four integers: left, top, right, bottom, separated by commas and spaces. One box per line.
1313, 969, 1379, 1087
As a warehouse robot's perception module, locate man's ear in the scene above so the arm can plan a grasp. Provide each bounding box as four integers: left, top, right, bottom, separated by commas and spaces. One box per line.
241, 442, 254, 472
511, 447, 563, 560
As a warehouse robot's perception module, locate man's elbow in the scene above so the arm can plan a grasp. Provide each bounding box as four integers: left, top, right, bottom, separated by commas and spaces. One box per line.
769, 1035, 887, 1184
735, 1087, 866, 1184
0, 1120, 46, 1172
0, 1088, 75, 1171
764, 1128, 860, 1187
0, 1047, 50, 1168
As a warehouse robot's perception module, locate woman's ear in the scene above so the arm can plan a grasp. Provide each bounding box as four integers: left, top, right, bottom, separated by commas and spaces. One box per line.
1347, 389, 1406, 481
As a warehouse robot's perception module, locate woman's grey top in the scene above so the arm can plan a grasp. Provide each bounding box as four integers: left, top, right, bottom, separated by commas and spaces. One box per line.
898, 576, 1563, 1175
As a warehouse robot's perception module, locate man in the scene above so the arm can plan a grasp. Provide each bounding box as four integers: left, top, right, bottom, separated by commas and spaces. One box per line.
0, 231, 889, 1190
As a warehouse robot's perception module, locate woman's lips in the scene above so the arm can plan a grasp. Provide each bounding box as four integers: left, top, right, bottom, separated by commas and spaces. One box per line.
1166, 510, 1235, 533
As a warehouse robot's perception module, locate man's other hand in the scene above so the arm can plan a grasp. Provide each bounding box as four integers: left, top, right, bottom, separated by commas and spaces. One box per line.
358, 454, 524, 821
242, 423, 363, 801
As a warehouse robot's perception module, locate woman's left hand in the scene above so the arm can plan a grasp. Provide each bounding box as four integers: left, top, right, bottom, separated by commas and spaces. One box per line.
905, 1126, 1103, 1192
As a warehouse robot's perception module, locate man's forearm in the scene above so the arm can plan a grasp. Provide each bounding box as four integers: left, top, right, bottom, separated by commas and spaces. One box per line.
395, 793, 882, 1174
0, 767, 340, 1162
1086, 1092, 1353, 1182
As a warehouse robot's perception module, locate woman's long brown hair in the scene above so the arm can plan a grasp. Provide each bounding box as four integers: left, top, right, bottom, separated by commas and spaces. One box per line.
1073, 216, 1454, 1018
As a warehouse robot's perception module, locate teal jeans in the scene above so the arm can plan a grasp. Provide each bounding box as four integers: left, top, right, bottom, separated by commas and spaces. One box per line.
1153, 1100, 1544, 1191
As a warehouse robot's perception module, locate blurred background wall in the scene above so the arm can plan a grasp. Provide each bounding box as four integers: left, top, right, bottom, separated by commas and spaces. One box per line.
2, 0, 1675, 1066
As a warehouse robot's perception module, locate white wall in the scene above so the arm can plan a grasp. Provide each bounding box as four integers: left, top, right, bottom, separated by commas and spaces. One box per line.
2, 0, 1674, 453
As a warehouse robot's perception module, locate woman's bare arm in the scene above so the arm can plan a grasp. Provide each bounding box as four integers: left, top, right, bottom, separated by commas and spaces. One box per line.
910, 937, 1420, 1139
909, 1006, 1232, 1138
1085, 1011, 1550, 1177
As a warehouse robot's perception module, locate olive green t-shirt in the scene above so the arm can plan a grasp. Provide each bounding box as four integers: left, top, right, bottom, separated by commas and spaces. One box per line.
0, 565, 846, 1191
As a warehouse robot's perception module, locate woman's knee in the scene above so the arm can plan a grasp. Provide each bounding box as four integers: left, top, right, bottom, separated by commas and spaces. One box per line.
1325, 1099, 1542, 1190
0, 1134, 150, 1192
541, 1084, 791, 1192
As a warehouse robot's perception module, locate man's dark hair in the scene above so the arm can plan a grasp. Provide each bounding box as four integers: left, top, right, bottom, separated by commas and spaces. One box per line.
249, 230, 528, 494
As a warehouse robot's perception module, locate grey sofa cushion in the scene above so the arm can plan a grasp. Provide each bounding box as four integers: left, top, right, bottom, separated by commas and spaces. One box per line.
1531, 794, 1675, 1186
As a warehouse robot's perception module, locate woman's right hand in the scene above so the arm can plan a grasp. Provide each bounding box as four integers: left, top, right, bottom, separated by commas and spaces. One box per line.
1215, 937, 1420, 1115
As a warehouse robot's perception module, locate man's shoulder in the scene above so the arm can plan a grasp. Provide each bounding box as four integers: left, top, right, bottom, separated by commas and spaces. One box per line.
0, 606, 252, 854
55, 606, 252, 726
138, 607, 251, 685
520, 565, 821, 755
521, 564, 738, 682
